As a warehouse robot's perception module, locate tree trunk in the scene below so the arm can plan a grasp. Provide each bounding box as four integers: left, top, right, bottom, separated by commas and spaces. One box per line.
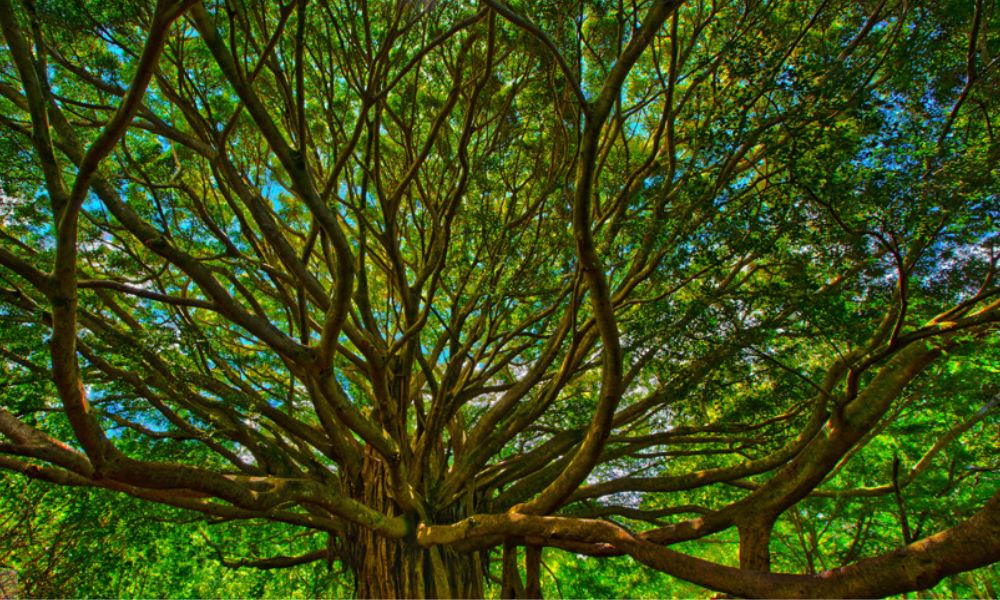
346, 532, 483, 599
342, 449, 485, 598
524, 545, 543, 599
737, 518, 775, 572
501, 542, 526, 599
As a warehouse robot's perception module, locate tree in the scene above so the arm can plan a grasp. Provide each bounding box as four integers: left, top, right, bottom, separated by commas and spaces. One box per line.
0, 472, 351, 597
0, 0, 997, 596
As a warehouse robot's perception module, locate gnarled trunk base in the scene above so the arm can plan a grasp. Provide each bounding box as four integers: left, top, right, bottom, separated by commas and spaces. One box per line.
346, 532, 483, 599
342, 450, 484, 598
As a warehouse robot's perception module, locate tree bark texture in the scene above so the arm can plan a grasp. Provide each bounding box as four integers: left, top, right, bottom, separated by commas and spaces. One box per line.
738, 518, 775, 572
343, 450, 484, 598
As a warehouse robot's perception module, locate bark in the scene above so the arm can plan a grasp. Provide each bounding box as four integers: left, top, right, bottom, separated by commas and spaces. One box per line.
498, 543, 543, 599
737, 518, 774, 572
501, 542, 526, 599
524, 545, 543, 599
342, 450, 484, 598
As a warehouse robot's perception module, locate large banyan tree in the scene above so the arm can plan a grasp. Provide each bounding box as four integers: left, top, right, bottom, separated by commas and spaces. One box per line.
0, 0, 997, 596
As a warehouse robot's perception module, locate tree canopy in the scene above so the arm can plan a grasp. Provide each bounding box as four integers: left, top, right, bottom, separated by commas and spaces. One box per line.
0, 0, 997, 597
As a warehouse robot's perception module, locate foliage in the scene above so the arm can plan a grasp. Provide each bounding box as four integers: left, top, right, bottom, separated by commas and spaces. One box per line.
0, 0, 998, 597
0, 473, 349, 598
